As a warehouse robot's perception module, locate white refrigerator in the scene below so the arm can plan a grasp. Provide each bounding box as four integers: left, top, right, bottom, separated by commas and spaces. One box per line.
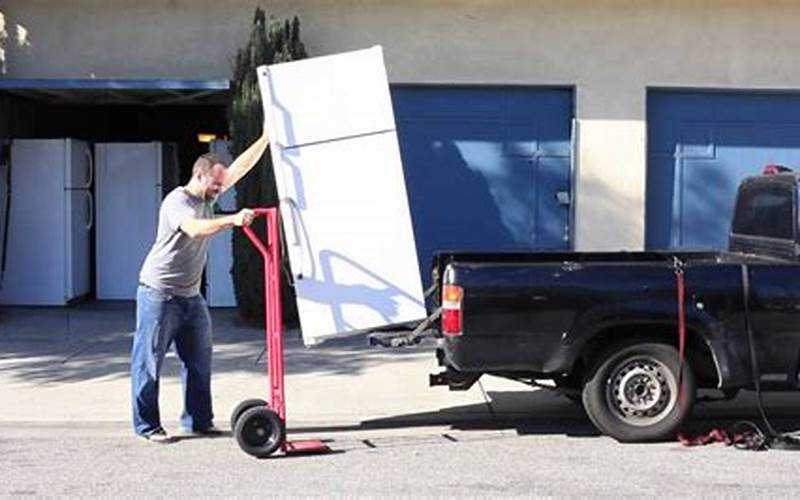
205, 140, 237, 307
95, 142, 176, 300
258, 47, 427, 345
0, 138, 93, 305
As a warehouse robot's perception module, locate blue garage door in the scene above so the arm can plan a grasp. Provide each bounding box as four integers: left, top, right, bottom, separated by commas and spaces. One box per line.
392, 86, 573, 283
648, 91, 800, 249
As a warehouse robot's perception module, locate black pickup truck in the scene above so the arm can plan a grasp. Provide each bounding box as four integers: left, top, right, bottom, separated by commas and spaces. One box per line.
428, 167, 800, 442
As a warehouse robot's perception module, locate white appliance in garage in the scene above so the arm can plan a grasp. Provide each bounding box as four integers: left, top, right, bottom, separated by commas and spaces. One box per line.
205, 139, 237, 307
95, 142, 176, 300
0, 138, 93, 305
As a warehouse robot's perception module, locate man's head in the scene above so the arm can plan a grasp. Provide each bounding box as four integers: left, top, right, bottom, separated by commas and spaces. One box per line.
191, 152, 227, 199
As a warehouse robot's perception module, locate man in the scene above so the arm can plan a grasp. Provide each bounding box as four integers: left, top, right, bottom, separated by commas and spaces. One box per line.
132, 133, 269, 443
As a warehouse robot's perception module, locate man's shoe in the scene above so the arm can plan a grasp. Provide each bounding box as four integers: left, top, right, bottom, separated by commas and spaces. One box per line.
138, 428, 173, 444
177, 424, 225, 437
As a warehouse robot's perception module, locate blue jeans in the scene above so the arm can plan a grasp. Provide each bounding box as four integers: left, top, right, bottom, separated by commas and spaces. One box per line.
131, 285, 214, 436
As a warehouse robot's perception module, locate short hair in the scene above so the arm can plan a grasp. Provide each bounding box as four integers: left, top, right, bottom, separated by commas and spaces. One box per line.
192, 152, 227, 177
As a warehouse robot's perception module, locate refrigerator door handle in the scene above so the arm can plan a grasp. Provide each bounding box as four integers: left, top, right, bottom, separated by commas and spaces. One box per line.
280, 197, 302, 246
280, 196, 311, 280
85, 190, 94, 230
84, 145, 94, 189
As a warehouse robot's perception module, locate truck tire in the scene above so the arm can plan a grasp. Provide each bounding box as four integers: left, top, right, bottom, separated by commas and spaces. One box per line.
582, 342, 695, 442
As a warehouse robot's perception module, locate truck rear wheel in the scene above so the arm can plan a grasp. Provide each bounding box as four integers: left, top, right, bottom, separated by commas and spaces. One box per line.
582, 342, 695, 442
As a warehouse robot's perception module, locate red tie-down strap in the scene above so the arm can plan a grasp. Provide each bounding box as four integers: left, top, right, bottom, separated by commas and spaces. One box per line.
673, 260, 688, 397
677, 428, 757, 447
678, 423, 770, 450
674, 261, 695, 445
673, 264, 770, 450
676, 265, 686, 367
678, 428, 731, 446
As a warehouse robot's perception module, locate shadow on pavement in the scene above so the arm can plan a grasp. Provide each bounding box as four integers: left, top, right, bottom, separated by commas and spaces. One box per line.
291, 389, 602, 439
5, 302, 800, 443
0, 302, 428, 384
289, 389, 800, 441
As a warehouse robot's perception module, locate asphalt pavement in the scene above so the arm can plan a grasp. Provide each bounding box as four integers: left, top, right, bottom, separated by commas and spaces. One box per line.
3, 420, 800, 497
3, 303, 800, 497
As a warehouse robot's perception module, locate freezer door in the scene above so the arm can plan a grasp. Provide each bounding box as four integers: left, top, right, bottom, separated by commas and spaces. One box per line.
0, 140, 67, 305
95, 143, 161, 300
259, 47, 427, 345
263, 46, 396, 148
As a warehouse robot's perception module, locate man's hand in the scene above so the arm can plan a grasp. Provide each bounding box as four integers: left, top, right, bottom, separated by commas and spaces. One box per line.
181, 209, 256, 238
232, 208, 256, 227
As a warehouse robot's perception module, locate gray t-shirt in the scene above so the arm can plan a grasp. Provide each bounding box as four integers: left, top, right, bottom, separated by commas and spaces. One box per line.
139, 187, 215, 297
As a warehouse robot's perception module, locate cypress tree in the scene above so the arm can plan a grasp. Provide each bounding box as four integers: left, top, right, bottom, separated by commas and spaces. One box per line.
228, 8, 307, 322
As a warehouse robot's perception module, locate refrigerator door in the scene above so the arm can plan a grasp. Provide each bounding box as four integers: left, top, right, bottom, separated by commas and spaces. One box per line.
206, 140, 237, 307
95, 143, 161, 300
0, 140, 67, 305
0, 141, 9, 278
206, 223, 236, 307
215, 186, 236, 212
258, 47, 427, 345
207, 194, 236, 307
65, 189, 92, 300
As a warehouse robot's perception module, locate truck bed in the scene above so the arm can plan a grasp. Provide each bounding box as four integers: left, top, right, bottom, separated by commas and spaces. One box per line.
434, 249, 786, 269
435, 248, 800, 391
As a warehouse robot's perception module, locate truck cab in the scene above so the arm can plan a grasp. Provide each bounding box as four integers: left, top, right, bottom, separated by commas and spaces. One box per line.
730, 168, 800, 260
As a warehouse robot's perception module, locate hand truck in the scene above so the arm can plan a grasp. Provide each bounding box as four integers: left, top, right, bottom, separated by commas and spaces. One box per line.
230, 208, 330, 458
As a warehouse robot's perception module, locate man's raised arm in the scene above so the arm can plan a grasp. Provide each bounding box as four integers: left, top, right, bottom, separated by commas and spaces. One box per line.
220, 133, 270, 193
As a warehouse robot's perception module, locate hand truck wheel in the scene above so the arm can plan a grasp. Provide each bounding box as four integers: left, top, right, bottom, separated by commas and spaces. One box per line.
230, 398, 268, 432
234, 406, 286, 458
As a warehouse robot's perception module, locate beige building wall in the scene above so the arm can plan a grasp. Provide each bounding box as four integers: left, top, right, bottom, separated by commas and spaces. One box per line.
6, 0, 800, 250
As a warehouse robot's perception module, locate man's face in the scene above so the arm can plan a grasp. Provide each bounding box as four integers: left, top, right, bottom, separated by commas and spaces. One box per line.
200, 163, 227, 199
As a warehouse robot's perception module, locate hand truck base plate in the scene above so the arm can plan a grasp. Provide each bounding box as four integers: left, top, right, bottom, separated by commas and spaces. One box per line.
284, 439, 330, 455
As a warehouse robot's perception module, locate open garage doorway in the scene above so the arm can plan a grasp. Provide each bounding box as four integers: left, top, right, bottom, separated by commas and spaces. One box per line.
0, 79, 230, 305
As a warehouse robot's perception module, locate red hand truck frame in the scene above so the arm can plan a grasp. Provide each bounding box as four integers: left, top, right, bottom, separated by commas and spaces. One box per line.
230, 208, 329, 458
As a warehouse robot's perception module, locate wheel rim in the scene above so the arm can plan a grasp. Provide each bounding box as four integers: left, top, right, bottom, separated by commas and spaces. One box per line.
242, 413, 278, 449
605, 355, 678, 427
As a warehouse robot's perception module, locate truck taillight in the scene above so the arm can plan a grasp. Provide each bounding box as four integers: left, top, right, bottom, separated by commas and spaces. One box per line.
441, 284, 463, 337
763, 164, 793, 175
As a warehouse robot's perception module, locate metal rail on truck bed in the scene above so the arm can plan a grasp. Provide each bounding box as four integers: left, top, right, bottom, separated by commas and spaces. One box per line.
366, 307, 442, 348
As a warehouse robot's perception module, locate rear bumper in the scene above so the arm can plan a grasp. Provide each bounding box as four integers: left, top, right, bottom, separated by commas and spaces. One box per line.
439, 334, 568, 374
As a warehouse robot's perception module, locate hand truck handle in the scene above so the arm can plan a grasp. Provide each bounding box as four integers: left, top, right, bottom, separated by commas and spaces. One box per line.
241, 208, 279, 262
